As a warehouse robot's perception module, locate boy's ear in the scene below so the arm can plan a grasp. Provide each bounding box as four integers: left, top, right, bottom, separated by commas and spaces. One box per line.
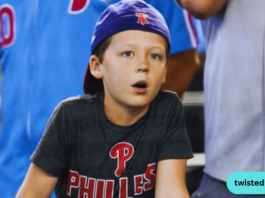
90, 55, 103, 79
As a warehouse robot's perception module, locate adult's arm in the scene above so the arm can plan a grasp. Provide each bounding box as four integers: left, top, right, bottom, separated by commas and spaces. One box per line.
155, 159, 189, 198
177, 0, 229, 19
16, 163, 58, 198
161, 49, 200, 99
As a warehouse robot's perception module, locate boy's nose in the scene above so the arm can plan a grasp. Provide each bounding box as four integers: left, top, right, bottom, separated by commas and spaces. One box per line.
137, 65, 149, 73
136, 58, 149, 73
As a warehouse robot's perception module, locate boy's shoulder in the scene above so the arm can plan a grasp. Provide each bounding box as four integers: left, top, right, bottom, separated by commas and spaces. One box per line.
151, 90, 183, 115
61, 93, 98, 104
155, 90, 181, 104
56, 92, 103, 112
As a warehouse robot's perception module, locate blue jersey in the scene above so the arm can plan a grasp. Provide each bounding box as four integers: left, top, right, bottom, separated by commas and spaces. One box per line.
0, 0, 196, 197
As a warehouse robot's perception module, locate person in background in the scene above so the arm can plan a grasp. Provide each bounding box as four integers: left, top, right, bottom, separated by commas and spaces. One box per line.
0, 0, 199, 197
177, 0, 265, 197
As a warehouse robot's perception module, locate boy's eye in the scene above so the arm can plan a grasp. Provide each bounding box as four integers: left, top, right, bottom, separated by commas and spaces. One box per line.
151, 54, 161, 60
122, 51, 133, 57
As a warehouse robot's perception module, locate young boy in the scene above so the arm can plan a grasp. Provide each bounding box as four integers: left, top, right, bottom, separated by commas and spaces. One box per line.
16, 0, 193, 197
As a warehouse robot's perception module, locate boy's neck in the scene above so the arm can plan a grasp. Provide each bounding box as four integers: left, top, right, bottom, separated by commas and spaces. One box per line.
103, 97, 150, 126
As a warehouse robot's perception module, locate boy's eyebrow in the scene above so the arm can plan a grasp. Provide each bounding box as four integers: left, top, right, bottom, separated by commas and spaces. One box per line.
118, 42, 166, 49
122, 42, 136, 46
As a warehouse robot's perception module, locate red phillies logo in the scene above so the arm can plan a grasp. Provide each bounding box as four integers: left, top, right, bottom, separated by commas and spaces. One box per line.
67, 141, 156, 197
109, 142, 134, 177
136, 13, 149, 25
0, 4, 15, 48
68, 0, 90, 14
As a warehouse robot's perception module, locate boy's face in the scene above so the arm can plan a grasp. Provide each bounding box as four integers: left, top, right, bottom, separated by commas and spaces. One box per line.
91, 30, 168, 109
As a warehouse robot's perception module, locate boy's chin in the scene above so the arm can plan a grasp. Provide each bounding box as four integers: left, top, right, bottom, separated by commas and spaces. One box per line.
124, 98, 152, 109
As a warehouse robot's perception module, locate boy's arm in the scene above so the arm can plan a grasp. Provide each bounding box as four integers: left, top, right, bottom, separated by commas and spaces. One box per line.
155, 159, 189, 198
161, 49, 200, 98
177, 0, 228, 19
16, 163, 58, 198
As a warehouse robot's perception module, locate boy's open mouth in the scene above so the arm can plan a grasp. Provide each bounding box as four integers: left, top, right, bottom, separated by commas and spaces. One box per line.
132, 81, 148, 89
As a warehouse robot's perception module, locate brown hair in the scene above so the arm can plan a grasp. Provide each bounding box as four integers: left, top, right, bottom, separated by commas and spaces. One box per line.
92, 36, 112, 64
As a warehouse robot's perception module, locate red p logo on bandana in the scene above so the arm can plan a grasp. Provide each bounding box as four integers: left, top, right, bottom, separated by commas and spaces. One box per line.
136, 13, 149, 25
